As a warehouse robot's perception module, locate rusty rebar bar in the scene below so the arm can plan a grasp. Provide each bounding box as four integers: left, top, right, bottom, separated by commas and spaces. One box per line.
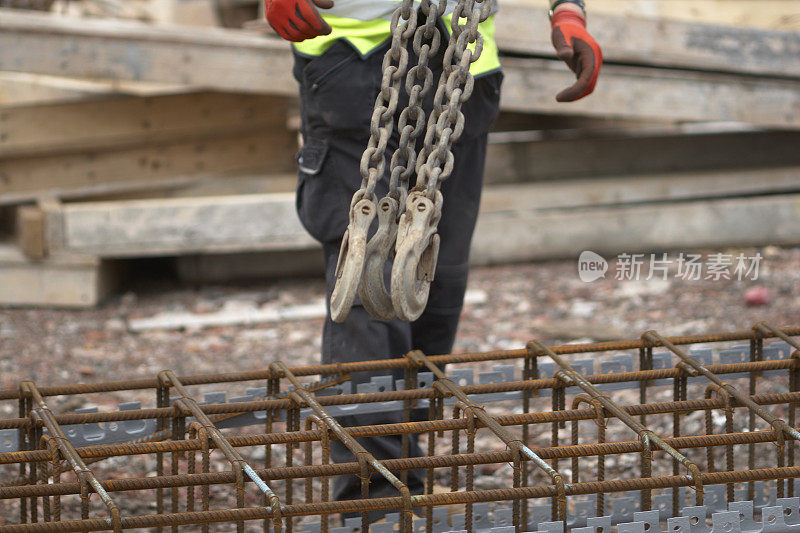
18, 382, 123, 533
1, 427, 796, 501
2, 327, 797, 402
404, 350, 568, 523
3, 466, 800, 533
3, 390, 800, 470
1, 358, 794, 433
269, 361, 414, 533
157, 370, 284, 531
1, 324, 798, 532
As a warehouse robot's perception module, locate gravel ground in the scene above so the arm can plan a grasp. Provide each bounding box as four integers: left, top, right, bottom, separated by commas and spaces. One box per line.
2, 245, 797, 395
0, 245, 798, 527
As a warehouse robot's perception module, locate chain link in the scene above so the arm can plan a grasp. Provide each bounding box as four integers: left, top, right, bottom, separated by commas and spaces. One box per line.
388, 0, 449, 206
416, 0, 492, 196
330, 0, 420, 323
332, 0, 495, 323
390, 0, 493, 321
358, 0, 451, 320
357, 0, 418, 201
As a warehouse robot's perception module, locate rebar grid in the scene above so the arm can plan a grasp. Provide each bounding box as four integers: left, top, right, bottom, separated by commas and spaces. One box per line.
0, 323, 798, 533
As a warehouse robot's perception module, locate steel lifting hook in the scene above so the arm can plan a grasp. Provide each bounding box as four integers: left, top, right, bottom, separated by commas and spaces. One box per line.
330, 196, 376, 322
390, 190, 442, 321
359, 196, 400, 320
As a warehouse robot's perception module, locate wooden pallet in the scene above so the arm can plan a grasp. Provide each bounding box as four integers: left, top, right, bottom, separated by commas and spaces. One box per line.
0, 243, 118, 307
2, 89, 800, 305
2, 4, 800, 305
4, 165, 797, 304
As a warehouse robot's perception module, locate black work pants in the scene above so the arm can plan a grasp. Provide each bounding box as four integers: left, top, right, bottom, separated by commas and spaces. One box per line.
292, 31, 502, 517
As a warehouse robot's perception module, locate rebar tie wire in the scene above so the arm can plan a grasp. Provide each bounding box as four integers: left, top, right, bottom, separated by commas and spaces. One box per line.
269, 361, 415, 533
527, 339, 706, 510
404, 350, 568, 524
156, 370, 284, 532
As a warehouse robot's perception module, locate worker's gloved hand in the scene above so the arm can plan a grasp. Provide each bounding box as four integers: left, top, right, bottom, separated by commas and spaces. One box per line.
550, 7, 603, 102
265, 0, 333, 42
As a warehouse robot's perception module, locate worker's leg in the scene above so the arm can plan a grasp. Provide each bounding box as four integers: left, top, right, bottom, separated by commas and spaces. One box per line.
410, 70, 503, 356
293, 41, 427, 516
304, 71, 502, 512
293, 40, 502, 516
319, 243, 426, 517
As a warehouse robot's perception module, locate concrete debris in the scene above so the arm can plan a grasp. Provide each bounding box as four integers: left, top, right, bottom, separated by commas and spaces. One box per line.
126, 289, 489, 332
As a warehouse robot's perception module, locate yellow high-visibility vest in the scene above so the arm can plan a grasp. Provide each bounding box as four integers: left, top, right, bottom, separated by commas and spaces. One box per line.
293, 1, 501, 76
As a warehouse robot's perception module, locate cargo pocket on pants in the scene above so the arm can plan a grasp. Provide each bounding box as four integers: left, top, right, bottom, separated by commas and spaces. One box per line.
295, 136, 348, 244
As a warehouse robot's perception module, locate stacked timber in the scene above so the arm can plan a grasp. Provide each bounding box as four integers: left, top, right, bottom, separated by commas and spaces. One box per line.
0, 3, 799, 306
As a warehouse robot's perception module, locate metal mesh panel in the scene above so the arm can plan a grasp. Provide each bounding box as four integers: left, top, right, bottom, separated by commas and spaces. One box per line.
1, 323, 799, 532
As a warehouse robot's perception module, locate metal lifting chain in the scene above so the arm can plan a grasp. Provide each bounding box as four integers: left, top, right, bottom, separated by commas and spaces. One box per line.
331, 0, 494, 323
393, 0, 493, 320
329, 0, 420, 322
359, 0, 448, 321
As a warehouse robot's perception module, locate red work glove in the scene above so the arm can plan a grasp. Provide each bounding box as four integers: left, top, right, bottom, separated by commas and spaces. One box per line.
550, 8, 603, 102
265, 0, 333, 42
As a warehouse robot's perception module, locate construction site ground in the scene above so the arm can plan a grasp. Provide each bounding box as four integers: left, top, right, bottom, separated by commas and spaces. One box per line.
2, 245, 798, 409
0, 245, 799, 524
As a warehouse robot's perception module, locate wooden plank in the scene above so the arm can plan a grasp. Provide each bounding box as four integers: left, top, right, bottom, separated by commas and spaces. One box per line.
2, 11, 800, 126
0, 91, 293, 157
484, 129, 800, 183
471, 193, 800, 264
0, 130, 297, 204
160, 173, 297, 198
480, 167, 800, 212
578, 1, 800, 31
91, 165, 800, 207
0, 243, 116, 307
490, 113, 656, 133
0, 71, 187, 107
16, 205, 46, 260
505, 1, 800, 31
499, 56, 800, 127
0, 72, 105, 106
54, 192, 317, 257
47, 167, 800, 259
496, 3, 800, 80
7, 174, 298, 205
0, 10, 297, 97
0, 175, 207, 206
0, 71, 186, 107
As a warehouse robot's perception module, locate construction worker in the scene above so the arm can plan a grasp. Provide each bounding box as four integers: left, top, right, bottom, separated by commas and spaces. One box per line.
265, 0, 602, 520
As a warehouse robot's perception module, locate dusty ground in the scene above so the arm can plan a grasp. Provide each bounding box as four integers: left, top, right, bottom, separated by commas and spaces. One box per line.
1, 245, 797, 395
0, 244, 798, 422
0, 245, 798, 526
